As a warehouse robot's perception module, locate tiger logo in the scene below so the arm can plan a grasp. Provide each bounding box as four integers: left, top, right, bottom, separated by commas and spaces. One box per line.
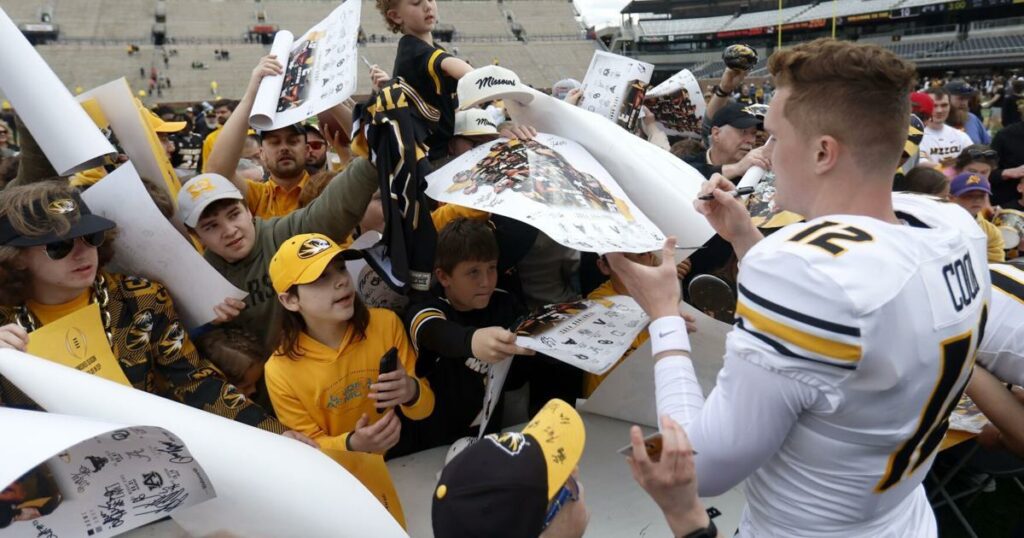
125, 309, 155, 351
486, 432, 530, 456
46, 198, 77, 214
186, 178, 216, 200
220, 383, 247, 409
158, 322, 185, 358
298, 237, 332, 259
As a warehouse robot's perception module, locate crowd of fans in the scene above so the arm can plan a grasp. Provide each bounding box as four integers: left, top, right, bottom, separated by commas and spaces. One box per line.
1, 0, 1024, 535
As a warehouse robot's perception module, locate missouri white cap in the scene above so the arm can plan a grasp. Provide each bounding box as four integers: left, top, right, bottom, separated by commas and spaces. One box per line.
458, 65, 535, 111
176, 173, 245, 227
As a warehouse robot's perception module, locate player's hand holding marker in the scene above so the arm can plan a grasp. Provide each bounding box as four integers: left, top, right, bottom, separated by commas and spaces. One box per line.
694, 175, 764, 260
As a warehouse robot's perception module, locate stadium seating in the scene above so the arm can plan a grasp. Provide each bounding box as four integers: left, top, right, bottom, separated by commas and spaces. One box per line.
637, 15, 734, 37
788, 0, 900, 24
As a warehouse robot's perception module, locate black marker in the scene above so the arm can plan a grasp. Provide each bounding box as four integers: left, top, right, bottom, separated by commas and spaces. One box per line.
697, 186, 755, 201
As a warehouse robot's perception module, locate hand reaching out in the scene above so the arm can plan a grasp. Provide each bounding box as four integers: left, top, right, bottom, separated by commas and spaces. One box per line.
471, 326, 535, 364
348, 411, 401, 454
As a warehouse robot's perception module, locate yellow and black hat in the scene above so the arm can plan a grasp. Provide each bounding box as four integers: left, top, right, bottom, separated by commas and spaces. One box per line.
269, 233, 363, 293
432, 399, 585, 538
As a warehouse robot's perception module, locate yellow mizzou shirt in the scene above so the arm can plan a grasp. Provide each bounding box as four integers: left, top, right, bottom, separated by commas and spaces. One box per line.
264, 308, 434, 527
244, 171, 311, 219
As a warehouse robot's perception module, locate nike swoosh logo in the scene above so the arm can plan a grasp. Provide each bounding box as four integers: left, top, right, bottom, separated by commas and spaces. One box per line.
658, 330, 676, 338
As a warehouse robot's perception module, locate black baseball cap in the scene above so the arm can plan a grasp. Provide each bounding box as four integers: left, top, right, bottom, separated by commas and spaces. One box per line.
711, 102, 762, 129
944, 79, 976, 96
432, 399, 585, 538
0, 190, 115, 247
255, 123, 305, 141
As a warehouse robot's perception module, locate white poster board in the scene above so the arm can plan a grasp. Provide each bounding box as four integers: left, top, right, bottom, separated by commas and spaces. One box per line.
514, 296, 649, 375
427, 134, 665, 253
578, 51, 654, 130
0, 7, 115, 174
81, 162, 247, 329
0, 350, 408, 538
461, 80, 715, 261
580, 302, 730, 427
0, 408, 214, 537
77, 78, 181, 199
249, 0, 361, 130
644, 69, 706, 136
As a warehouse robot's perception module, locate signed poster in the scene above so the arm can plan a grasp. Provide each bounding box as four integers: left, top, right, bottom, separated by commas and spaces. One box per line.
249, 0, 361, 130
0, 408, 213, 537
578, 51, 654, 130
426, 134, 665, 253
513, 295, 648, 375
643, 69, 705, 136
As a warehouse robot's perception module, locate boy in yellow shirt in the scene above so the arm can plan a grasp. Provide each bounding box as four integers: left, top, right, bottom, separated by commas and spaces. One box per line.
264, 233, 434, 527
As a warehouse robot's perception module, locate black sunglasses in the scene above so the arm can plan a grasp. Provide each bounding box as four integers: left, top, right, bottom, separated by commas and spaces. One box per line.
967, 148, 998, 160
44, 231, 105, 260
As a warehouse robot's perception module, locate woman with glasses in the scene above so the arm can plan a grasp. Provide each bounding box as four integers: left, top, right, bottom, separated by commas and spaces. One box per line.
0, 181, 303, 439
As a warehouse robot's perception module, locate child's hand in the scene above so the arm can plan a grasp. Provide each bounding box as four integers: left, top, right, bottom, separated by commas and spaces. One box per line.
0, 324, 28, 351
676, 259, 692, 281
370, 369, 418, 408
471, 327, 535, 364
565, 87, 583, 106
349, 411, 401, 454
498, 123, 537, 141
369, 64, 390, 91
212, 297, 246, 324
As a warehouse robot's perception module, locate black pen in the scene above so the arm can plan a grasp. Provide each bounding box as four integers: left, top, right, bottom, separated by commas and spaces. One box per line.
697, 186, 755, 201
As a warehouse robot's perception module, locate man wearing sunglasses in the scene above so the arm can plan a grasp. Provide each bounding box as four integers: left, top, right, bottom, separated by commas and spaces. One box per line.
304, 124, 329, 174
0, 182, 292, 437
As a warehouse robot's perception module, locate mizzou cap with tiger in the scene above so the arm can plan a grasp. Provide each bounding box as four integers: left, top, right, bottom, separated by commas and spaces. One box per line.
268, 233, 364, 294
432, 398, 585, 538
176, 173, 244, 227
0, 190, 115, 247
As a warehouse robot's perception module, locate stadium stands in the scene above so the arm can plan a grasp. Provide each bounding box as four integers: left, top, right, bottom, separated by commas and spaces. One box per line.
637, 15, 734, 37
788, 0, 898, 24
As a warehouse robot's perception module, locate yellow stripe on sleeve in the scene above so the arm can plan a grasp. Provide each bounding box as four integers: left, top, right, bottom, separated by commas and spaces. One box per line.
427, 49, 445, 95
736, 301, 861, 362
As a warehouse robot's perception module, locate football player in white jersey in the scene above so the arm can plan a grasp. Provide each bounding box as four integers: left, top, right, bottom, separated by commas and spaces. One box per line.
611, 39, 989, 537
964, 263, 1024, 457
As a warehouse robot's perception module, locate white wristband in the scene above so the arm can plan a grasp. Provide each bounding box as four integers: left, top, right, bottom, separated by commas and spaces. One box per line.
648, 316, 691, 356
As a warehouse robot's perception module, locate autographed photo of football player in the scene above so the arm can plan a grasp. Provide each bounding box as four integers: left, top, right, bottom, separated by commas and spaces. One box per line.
276, 32, 324, 113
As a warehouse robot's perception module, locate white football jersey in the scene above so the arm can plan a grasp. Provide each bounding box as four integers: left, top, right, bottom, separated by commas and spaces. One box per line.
979, 263, 1024, 385
733, 193, 989, 536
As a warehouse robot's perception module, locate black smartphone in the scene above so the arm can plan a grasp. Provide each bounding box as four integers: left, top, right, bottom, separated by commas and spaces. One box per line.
376, 347, 399, 413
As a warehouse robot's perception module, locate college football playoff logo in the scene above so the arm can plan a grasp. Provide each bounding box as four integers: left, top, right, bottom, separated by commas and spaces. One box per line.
47, 198, 77, 214
298, 237, 331, 259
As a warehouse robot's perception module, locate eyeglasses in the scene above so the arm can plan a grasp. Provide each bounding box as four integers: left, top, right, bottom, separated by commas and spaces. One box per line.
542, 475, 579, 530
0, 130, 8, 135
43, 232, 105, 260
966, 148, 998, 160
307, 141, 325, 150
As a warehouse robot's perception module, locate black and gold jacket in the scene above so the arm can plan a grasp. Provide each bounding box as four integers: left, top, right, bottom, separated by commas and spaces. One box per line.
0, 272, 284, 434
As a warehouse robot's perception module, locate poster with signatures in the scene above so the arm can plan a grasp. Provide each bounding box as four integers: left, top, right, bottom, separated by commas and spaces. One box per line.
0, 408, 214, 537
426, 133, 665, 254
643, 69, 706, 136
578, 51, 654, 131
249, 0, 360, 130
512, 295, 648, 375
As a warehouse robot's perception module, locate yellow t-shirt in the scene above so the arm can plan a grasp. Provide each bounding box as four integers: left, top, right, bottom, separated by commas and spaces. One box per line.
581, 280, 650, 397
26, 291, 90, 325
430, 203, 488, 231
244, 172, 310, 219
200, 126, 222, 172
264, 308, 434, 528
978, 215, 1006, 263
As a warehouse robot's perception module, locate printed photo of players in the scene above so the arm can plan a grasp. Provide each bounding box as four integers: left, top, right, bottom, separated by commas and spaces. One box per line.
276, 32, 324, 113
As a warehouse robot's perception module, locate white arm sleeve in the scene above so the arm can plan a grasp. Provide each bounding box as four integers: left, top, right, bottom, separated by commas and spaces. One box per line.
684, 354, 820, 497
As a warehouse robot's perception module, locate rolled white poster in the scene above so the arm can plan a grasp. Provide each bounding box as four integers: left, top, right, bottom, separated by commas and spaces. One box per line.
249, 30, 294, 130
0, 350, 409, 538
0, 7, 115, 175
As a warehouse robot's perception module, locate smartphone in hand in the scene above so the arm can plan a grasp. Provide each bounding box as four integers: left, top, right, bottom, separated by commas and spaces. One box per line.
376, 347, 399, 413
